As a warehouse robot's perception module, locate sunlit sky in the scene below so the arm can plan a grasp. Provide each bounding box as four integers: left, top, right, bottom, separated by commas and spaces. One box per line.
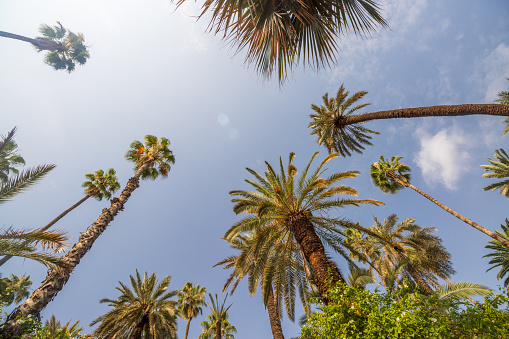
1, 0, 509, 338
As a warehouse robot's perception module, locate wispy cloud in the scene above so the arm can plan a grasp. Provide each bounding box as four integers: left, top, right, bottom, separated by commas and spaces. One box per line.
480, 43, 509, 103
413, 126, 471, 190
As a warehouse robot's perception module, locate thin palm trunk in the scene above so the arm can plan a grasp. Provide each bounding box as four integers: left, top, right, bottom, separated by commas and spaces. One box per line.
266, 286, 285, 339
0, 31, 65, 51
340, 104, 509, 127
387, 171, 509, 249
0, 163, 151, 337
0, 195, 90, 267
289, 213, 344, 304
215, 318, 222, 339
184, 317, 191, 339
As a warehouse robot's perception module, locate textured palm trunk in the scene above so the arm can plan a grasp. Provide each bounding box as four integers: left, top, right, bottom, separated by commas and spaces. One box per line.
184, 317, 191, 339
132, 314, 148, 339
0, 163, 150, 337
215, 318, 222, 339
0, 195, 91, 267
288, 213, 344, 304
300, 248, 319, 294
0, 31, 65, 51
340, 104, 509, 126
266, 286, 285, 339
388, 171, 509, 248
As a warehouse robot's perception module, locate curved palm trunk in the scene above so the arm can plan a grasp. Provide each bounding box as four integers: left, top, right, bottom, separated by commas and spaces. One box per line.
0, 195, 91, 267
340, 104, 509, 126
288, 213, 344, 304
0, 31, 65, 51
0, 164, 150, 337
215, 318, 222, 339
388, 171, 509, 249
184, 317, 192, 339
266, 286, 285, 339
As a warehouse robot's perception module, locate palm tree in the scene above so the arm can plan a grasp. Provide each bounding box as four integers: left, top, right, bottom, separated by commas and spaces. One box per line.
1, 135, 175, 337
481, 149, 509, 198
0, 22, 89, 72
0, 128, 25, 183
178, 282, 207, 339
43, 315, 85, 338
496, 78, 509, 135
0, 168, 120, 267
201, 294, 234, 339
485, 219, 509, 287
346, 214, 455, 293
176, 0, 387, 83
309, 85, 509, 156
228, 152, 382, 302
370, 156, 509, 249
90, 271, 178, 339
0, 275, 31, 307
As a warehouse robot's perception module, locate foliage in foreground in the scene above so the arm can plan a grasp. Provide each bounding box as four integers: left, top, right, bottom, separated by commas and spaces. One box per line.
297, 283, 509, 339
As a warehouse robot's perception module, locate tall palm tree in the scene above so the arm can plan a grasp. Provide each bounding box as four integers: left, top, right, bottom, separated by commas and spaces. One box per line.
201, 294, 234, 339
370, 156, 509, 249
90, 271, 178, 339
309, 85, 509, 156
345, 214, 455, 293
0, 168, 120, 267
228, 152, 382, 302
0, 135, 175, 337
496, 78, 509, 135
178, 282, 207, 339
485, 219, 509, 287
0, 22, 89, 72
176, 0, 387, 83
481, 149, 509, 198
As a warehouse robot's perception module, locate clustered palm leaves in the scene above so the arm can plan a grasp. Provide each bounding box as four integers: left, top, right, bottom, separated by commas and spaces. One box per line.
200, 293, 235, 339
176, 0, 387, 83
0, 274, 31, 307
482, 149, 509, 198
228, 152, 382, 302
43, 315, 85, 339
0, 22, 89, 72
178, 282, 207, 339
91, 271, 178, 339
485, 219, 509, 288
496, 78, 509, 135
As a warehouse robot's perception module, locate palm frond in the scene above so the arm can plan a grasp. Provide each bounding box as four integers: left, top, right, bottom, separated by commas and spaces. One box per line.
0, 164, 55, 205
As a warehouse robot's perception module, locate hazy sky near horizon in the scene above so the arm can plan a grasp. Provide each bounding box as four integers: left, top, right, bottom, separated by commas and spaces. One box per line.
1, 0, 509, 338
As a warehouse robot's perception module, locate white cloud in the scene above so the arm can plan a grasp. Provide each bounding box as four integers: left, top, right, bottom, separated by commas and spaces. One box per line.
480, 43, 509, 102
414, 126, 471, 190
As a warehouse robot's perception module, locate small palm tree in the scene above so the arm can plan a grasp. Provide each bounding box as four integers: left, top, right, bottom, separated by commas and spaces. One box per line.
0, 274, 31, 306
370, 156, 509, 248
0, 168, 120, 267
90, 271, 178, 339
176, 0, 387, 84
43, 315, 85, 338
2, 135, 175, 337
496, 78, 509, 135
178, 282, 207, 339
201, 294, 234, 339
309, 85, 509, 156
0, 22, 89, 72
0, 128, 25, 183
485, 219, 509, 287
229, 152, 382, 302
482, 149, 509, 198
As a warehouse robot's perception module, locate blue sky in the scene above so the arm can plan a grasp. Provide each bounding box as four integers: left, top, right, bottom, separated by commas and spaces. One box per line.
1, 0, 509, 338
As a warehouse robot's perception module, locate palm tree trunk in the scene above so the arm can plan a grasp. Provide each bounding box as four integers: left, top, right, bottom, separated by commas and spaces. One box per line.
387, 171, 509, 249
0, 31, 65, 51
288, 213, 344, 304
300, 248, 319, 294
215, 318, 222, 339
266, 286, 285, 339
393, 251, 433, 293
132, 314, 148, 339
0, 163, 151, 338
341, 104, 509, 126
184, 318, 191, 339
0, 195, 91, 267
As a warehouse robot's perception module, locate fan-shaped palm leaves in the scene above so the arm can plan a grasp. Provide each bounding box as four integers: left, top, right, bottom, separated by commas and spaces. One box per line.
176, 0, 387, 83
229, 152, 382, 302
0, 22, 89, 72
370, 156, 509, 248
482, 149, 509, 198
90, 271, 178, 339
310, 85, 509, 156
178, 282, 207, 339
485, 219, 509, 287
200, 294, 235, 339
2, 135, 175, 337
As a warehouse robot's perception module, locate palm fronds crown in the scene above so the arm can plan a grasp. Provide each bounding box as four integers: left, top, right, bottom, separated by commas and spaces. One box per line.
370, 156, 411, 194
125, 135, 175, 180
82, 168, 121, 201
482, 149, 509, 198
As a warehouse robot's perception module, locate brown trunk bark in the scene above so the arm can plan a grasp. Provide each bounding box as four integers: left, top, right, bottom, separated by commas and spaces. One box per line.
0, 195, 91, 267
215, 318, 222, 339
300, 248, 319, 294
0, 163, 151, 337
288, 213, 344, 304
266, 286, 285, 339
184, 318, 191, 339
132, 313, 148, 339
341, 104, 509, 126
0, 31, 65, 51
